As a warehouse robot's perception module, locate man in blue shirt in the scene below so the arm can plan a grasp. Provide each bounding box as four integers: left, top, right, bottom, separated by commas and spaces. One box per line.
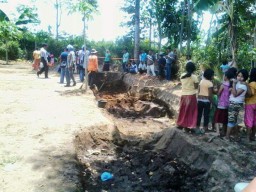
140, 50, 147, 64
59, 48, 68, 84
122, 48, 129, 72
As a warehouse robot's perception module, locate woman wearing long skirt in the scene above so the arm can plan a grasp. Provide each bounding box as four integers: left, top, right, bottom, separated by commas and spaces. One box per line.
177, 62, 199, 130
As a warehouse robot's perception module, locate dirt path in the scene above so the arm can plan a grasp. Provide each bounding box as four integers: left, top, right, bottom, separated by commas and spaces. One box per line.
0, 62, 111, 192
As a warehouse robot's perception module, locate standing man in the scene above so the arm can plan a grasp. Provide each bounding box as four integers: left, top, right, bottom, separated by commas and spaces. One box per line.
146, 50, 156, 76
158, 52, 166, 80
32, 47, 40, 70
37, 43, 49, 78
122, 48, 129, 72
79, 46, 90, 82
140, 50, 147, 65
65, 46, 76, 87
88, 49, 98, 88
166, 48, 175, 80
59, 48, 68, 84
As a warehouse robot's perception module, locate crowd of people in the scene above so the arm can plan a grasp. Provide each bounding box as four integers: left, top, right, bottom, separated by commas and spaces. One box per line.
177, 60, 256, 142
32, 45, 179, 86
121, 48, 178, 80
32, 44, 100, 88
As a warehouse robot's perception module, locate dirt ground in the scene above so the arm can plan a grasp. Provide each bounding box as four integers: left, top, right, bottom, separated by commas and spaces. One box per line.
0, 61, 113, 192
0, 61, 176, 192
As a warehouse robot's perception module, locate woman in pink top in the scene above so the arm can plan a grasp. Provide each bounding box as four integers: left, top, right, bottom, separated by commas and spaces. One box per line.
177, 62, 199, 130
214, 70, 233, 136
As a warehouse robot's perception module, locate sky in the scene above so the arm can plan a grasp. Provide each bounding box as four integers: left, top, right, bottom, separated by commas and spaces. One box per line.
1, 0, 212, 42
0, 0, 128, 41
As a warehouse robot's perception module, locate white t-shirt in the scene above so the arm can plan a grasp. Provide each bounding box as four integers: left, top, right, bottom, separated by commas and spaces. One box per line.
229, 82, 247, 103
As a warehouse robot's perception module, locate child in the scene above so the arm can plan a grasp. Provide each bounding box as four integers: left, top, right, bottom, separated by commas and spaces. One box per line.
226, 69, 249, 141
129, 61, 138, 74
209, 93, 218, 131
138, 62, 147, 74
244, 68, 256, 141
176, 62, 199, 131
197, 69, 215, 133
214, 70, 233, 136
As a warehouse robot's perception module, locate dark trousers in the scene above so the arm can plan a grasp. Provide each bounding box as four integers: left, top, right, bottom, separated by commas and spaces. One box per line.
38, 58, 48, 78
197, 101, 211, 127
88, 71, 97, 87
166, 63, 171, 80
122, 62, 128, 72
159, 65, 165, 79
103, 61, 110, 71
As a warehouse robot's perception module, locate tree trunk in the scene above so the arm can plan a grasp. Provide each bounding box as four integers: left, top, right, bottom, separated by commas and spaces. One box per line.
134, 0, 140, 63
254, 22, 256, 49
179, 1, 185, 53
5, 41, 8, 65
81, 13, 88, 92
56, 0, 59, 40
157, 21, 162, 51
206, 14, 214, 45
229, 3, 238, 69
55, 0, 61, 40
186, 0, 192, 56
149, 18, 152, 49
253, 22, 256, 68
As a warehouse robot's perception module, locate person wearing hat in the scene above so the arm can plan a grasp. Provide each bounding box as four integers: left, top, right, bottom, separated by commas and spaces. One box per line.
88, 49, 98, 88
37, 43, 49, 78
65, 46, 76, 87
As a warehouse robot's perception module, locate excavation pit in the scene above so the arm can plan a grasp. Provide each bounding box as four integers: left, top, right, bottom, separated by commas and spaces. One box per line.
75, 73, 256, 191
75, 126, 208, 192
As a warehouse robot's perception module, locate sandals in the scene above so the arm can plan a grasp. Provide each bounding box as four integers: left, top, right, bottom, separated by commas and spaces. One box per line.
194, 128, 205, 135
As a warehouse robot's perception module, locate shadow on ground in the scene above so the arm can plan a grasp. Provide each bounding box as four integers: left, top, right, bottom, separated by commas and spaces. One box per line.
26, 146, 83, 192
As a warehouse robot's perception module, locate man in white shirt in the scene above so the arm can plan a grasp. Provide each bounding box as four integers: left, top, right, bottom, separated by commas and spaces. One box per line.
147, 50, 156, 76
79, 47, 90, 82
37, 43, 49, 78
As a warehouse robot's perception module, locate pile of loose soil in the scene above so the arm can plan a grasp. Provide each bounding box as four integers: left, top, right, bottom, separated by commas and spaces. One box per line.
100, 91, 167, 118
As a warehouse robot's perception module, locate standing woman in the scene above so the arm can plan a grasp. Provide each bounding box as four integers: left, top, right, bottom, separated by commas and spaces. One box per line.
244, 68, 256, 141
177, 62, 199, 131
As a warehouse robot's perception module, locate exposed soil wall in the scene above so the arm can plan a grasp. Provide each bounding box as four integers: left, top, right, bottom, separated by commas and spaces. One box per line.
75, 125, 256, 192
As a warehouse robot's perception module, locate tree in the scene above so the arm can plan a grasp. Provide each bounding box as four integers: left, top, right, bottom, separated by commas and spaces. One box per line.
0, 21, 21, 64
134, 0, 140, 63
55, 0, 62, 40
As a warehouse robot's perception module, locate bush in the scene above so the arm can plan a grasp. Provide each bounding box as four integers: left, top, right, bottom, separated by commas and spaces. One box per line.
0, 41, 21, 60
